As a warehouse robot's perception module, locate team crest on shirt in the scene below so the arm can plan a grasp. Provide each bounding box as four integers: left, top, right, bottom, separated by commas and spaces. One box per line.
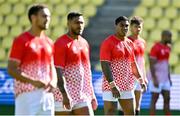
72, 46, 78, 53
161, 49, 165, 55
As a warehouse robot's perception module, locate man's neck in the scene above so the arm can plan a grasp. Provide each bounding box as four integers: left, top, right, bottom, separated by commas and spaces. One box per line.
130, 34, 139, 40
67, 32, 79, 40
114, 33, 126, 40
29, 26, 44, 37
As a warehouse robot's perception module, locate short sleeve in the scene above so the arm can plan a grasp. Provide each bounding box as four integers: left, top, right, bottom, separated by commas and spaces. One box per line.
100, 40, 111, 62
150, 44, 158, 59
9, 38, 25, 63
54, 41, 66, 68
128, 41, 136, 62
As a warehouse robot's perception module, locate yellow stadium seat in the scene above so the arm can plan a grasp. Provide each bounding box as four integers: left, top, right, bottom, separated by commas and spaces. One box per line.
149, 7, 163, 19
34, 0, 48, 3
52, 26, 66, 40
68, 4, 82, 13
77, 0, 89, 5
20, 0, 33, 4
174, 64, 180, 74
0, 48, 6, 61
5, 14, 17, 26
0, 16, 3, 25
0, 25, 9, 37
173, 41, 180, 54
0, 0, 5, 4
141, 0, 155, 8
13, 3, 25, 15
91, 0, 104, 6
63, 0, 75, 5
149, 29, 161, 42
141, 30, 149, 40
145, 41, 154, 52
157, 18, 171, 30
19, 15, 30, 27
0, 62, 7, 68
10, 26, 23, 37
172, 0, 180, 8
157, 0, 169, 8
8, 0, 19, 4
171, 30, 178, 42
50, 15, 59, 27
54, 4, 67, 16
172, 18, 180, 30
169, 52, 178, 66
47, 5, 53, 12
0, 3, 12, 15
47, 0, 60, 4
143, 18, 155, 30
165, 7, 178, 19
45, 28, 52, 36
82, 4, 97, 17
84, 17, 89, 27
60, 16, 67, 27
133, 6, 148, 18
2, 36, 13, 49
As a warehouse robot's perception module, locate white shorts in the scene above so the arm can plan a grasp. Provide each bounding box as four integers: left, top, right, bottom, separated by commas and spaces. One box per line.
55, 101, 94, 115
55, 101, 88, 111
102, 90, 135, 101
149, 81, 171, 93
15, 88, 54, 115
134, 80, 142, 91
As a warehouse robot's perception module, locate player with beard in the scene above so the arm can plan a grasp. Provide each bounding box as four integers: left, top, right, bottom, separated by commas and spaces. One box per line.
100, 16, 147, 115
149, 30, 172, 115
128, 16, 148, 115
8, 4, 57, 115
53, 12, 98, 115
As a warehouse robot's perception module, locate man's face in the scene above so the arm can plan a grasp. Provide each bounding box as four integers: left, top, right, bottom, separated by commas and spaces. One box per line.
130, 23, 143, 35
116, 20, 129, 37
163, 33, 172, 44
35, 8, 51, 30
68, 16, 85, 35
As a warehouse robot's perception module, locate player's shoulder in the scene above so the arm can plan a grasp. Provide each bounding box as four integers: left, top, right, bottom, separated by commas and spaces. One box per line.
79, 36, 89, 44
55, 34, 71, 45
138, 37, 146, 43
13, 31, 31, 43
102, 35, 115, 44
152, 42, 161, 49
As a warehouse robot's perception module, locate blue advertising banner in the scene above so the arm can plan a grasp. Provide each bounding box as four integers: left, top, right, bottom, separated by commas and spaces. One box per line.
0, 68, 180, 109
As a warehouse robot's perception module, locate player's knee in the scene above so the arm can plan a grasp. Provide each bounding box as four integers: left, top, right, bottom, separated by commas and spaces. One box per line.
164, 96, 170, 103
104, 107, 116, 114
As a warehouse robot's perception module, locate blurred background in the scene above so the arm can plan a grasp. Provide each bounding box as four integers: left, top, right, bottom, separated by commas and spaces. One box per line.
0, 0, 180, 115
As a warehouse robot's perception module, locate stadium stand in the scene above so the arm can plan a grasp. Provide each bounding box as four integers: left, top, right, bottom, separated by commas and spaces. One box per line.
1, 0, 180, 115
132, 0, 180, 73
86, 0, 180, 74
0, 0, 105, 68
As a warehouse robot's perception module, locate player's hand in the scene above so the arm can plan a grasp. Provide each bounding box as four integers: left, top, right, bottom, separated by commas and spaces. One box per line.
153, 79, 159, 88
31, 80, 46, 88
91, 98, 98, 110
111, 87, 120, 98
62, 93, 71, 110
144, 77, 148, 85
170, 80, 172, 87
141, 83, 147, 92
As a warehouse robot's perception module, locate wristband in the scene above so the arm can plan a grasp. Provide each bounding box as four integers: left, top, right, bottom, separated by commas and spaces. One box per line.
138, 78, 144, 84
109, 81, 116, 88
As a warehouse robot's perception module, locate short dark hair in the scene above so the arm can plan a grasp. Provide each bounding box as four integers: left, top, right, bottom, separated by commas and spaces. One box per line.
130, 16, 143, 25
115, 16, 129, 25
67, 12, 83, 21
28, 4, 48, 23
162, 30, 172, 36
